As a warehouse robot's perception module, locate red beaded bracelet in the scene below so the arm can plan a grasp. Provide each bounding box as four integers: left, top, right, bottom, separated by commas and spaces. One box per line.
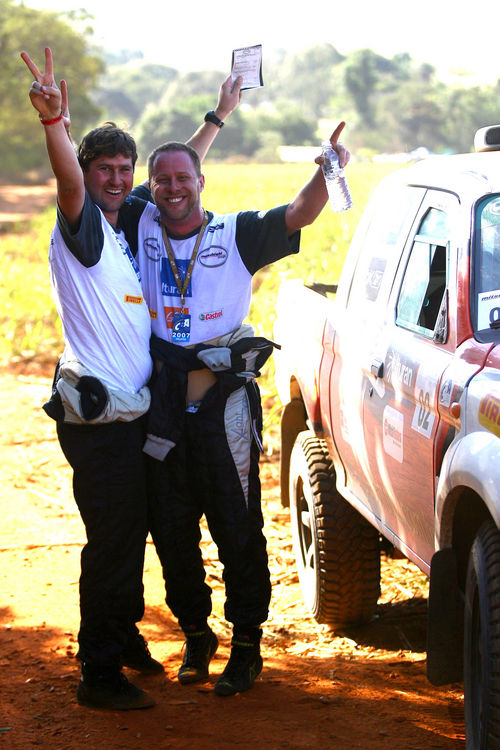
39, 111, 64, 126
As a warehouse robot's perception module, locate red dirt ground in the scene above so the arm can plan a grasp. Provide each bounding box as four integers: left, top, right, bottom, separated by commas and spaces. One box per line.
0, 186, 465, 749
0, 181, 56, 227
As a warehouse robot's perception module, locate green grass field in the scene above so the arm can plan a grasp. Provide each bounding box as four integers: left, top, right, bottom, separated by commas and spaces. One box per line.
1, 161, 401, 380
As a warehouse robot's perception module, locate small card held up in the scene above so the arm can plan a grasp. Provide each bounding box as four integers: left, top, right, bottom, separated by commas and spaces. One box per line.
231, 44, 263, 90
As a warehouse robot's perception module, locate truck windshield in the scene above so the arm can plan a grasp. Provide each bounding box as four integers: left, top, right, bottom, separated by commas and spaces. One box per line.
473, 195, 500, 336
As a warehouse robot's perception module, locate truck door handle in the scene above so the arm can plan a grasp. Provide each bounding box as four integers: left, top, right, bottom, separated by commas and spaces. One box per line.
371, 359, 384, 379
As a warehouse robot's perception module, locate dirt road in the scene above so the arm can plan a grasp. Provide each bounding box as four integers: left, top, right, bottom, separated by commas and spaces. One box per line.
0, 367, 466, 750
0, 181, 56, 228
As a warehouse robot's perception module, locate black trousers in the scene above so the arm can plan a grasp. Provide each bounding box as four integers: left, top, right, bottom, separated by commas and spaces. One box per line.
147, 383, 271, 631
57, 416, 148, 669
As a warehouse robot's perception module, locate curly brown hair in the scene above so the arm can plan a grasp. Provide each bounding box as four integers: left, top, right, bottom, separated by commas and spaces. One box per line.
77, 122, 138, 171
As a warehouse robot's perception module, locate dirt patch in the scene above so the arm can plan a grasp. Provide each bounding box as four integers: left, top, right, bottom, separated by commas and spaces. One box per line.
0, 367, 465, 750
0, 182, 56, 228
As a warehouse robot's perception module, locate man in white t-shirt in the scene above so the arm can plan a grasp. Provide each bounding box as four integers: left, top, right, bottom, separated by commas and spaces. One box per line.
21, 46, 241, 711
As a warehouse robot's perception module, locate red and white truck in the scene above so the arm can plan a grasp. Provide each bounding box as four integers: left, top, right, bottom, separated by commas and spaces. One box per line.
273, 126, 500, 748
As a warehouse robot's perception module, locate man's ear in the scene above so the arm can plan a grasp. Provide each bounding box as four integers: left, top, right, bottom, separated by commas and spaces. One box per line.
199, 174, 205, 192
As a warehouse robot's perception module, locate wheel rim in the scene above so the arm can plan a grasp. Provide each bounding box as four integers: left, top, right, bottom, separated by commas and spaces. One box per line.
293, 474, 318, 600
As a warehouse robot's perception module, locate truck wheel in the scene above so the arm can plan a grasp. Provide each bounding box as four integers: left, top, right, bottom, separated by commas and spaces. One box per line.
464, 520, 500, 749
289, 430, 380, 628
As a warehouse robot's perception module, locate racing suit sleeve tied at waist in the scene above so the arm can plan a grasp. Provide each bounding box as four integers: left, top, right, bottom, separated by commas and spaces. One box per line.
42, 358, 151, 424
144, 329, 280, 461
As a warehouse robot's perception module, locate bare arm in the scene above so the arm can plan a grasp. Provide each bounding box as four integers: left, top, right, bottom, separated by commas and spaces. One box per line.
186, 74, 242, 160
20, 47, 84, 227
285, 121, 351, 234
137, 74, 243, 192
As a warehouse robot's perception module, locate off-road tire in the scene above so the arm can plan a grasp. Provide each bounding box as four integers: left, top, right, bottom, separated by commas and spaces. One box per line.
289, 430, 381, 628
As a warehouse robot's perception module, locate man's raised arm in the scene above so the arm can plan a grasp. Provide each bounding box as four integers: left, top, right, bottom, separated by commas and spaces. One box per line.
20, 47, 84, 228
134, 74, 243, 195
186, 74, 243, 160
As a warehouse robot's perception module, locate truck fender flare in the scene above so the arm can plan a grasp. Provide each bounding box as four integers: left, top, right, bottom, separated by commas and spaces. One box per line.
436, 431, 500, 546
279, 396, 308, 507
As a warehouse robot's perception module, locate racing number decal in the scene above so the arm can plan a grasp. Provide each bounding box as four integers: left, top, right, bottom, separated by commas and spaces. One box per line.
417, 389, 431, 431
411, 370, 437, 438
477, 290, 500, 329
490, 307, 500, 326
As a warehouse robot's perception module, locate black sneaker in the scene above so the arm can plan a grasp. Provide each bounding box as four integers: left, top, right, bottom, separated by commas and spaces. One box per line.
121, 633, 164, 675
178, 628, 218, 684
214, 635, 263, 696
77, 668, 155, 710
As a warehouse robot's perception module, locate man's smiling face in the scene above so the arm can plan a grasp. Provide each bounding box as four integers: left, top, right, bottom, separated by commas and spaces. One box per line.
149, 149, 205, 233
83, 153, 134, 224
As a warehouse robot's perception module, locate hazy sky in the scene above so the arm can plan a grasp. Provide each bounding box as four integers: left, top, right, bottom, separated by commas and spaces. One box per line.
27, 0, 499, 85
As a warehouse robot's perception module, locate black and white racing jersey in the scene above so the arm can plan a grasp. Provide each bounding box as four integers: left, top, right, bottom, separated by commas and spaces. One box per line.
134, 201, 300, 346
50, 192, 152, 393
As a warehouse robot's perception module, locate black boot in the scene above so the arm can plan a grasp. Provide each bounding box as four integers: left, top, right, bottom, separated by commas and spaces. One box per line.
177, 626, 218, 684
77, 663, 155, 710
214, 629, 263, 696
121, 632, 164, 675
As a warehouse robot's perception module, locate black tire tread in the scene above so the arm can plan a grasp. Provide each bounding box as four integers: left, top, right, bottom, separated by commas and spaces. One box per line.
465, 520, 500, 749
290, 431, 380, 628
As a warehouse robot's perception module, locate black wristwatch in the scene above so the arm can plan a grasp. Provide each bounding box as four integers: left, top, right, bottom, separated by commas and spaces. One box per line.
204, 110, 224, 128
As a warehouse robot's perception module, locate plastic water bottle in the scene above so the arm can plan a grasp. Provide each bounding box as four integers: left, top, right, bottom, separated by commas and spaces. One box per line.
321, 141, 352, 212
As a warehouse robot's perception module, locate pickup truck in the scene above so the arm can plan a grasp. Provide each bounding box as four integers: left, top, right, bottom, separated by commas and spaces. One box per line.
273, 125, 500, 749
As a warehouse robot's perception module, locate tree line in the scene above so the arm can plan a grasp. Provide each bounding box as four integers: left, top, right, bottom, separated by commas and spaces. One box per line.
3, 0, 500, 178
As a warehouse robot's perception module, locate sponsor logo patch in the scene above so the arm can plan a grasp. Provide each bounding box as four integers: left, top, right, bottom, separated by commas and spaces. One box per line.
144, 237, 162, 261
164, 306, 189, 329
149, 309, 158, 320
439, 378, 453, 407
386, 348, 415, 389
199, 309, 223, 321
365, 257, 386, 301
198, 245, 228, 267
124, 295, 143, 304
161, 258, 192, 298
479, 393, 500, 437
383, 405, 404, 463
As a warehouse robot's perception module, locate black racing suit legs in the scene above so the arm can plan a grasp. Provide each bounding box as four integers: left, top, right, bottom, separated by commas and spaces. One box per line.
57, 416, 149, 669
147, 381, 271, 632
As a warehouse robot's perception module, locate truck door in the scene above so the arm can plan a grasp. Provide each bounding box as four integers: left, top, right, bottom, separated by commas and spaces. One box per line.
329, 181, 426, 520
362, 191, 460, 567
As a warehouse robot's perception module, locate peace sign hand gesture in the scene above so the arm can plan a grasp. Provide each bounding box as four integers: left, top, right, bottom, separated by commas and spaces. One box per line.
20, 46, 83, 223
20, 46, 62, 121
59, 79, 71, 137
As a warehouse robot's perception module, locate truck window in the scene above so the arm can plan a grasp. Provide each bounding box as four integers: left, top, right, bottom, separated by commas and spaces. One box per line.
396, 208, 449, 337
346, 185, 425, 308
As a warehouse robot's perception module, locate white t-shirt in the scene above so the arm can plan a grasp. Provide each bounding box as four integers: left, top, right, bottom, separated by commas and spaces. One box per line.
134, 201, 299, 346
50, 193, 152, 393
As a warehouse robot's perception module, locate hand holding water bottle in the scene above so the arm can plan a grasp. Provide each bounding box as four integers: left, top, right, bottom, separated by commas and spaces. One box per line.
315, 122, 352, 212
